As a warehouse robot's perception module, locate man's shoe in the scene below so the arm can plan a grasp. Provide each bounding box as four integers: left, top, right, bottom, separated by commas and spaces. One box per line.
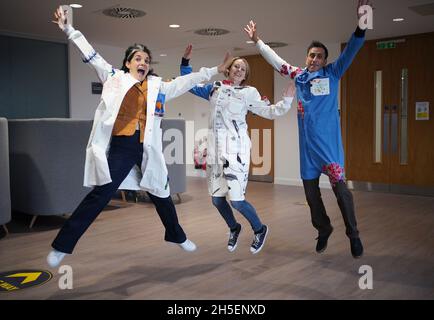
228, 223, 242, 252
350, 237, 364, 258
178, 239, 197, 252
47, 249, 67, 268
315, 227, 333, 253
250, 225, 269, 254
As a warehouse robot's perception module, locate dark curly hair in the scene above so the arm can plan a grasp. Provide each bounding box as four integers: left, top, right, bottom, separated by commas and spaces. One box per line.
120, 44, 156, 76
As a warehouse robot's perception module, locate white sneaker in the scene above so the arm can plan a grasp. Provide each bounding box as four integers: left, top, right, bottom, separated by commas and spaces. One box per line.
47, 249, 67, 268
178, 239, 197, 252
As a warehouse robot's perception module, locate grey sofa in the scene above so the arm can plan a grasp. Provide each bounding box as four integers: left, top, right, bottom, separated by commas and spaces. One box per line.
8, 119, 93, 228
0, 118, 11, 234
8, 118, 187, 227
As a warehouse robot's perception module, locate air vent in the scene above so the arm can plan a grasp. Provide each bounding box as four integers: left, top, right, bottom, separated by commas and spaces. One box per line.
194, 27, 230, 36
102, 7, 146, 19
409, 3, 434, 16
265, 42, 288, 48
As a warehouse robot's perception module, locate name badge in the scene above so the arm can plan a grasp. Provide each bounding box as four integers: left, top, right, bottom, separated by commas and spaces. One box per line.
310, 78, 330, 96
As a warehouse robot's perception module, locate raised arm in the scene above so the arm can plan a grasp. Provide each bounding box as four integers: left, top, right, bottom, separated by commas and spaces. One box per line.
52, 6, 114, 83
162, 51, 232, 102
330, 0, 372, 78
246, 81, 295, 119
180, 44, 214, 100
244, 20, 301, 79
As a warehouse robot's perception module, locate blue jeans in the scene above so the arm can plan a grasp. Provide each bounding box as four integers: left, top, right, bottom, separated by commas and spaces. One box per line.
52, 131, 187, 254
211, 196, 263, 233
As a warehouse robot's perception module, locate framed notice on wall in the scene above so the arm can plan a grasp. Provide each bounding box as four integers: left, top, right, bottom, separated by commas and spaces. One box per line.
416, 102, 429, 121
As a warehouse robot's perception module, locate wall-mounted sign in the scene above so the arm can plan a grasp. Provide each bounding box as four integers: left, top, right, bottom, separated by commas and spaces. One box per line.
416, 102, 429, 121
92, 82, 103, 94
376, 39, 405, 50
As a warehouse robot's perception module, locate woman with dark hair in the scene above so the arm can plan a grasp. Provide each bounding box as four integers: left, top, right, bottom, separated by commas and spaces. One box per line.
47, 6, 231, 267
180, 45, 295, 254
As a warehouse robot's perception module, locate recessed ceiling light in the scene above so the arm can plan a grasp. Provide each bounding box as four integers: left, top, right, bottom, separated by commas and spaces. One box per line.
103, 7, 146, 19
159, 54, 167, 57
69, 4, 82, 8
393, 18, 405, 22
194, 27, 229, 36
169, 24, 180, 28
246, 40, 255, 44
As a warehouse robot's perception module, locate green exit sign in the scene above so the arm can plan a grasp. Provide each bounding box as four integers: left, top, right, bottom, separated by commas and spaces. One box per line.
377, 41, 397, 50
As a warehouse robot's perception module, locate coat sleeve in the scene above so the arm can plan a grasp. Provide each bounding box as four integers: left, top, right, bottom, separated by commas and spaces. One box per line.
246, 87, 293, 120
67, 28, 115, 83
329, 31, 365, 79
180, 64, 213, 100
160, 66, 218, 102
256, 40, 302, 79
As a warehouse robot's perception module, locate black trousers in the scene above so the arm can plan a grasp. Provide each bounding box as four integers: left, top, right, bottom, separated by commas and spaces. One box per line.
52, 132, 187, 254
302, 178, 359, 239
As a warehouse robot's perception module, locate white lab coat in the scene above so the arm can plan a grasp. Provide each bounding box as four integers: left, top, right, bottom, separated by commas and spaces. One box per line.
68, 29, 218, 197
206, 83, 293, 167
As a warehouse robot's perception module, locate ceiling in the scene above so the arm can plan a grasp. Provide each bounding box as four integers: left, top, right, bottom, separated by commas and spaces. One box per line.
1, 0, 434, 65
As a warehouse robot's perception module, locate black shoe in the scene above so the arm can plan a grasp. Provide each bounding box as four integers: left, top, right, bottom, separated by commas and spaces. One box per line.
315, 227, 333, 253
350, 237, 364, 258
250, 225, 269, 254
227, 223, 242, 252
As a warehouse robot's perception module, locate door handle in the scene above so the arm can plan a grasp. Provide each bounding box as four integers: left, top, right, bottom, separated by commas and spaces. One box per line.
390, 105, 398, 155
383, 105, 390, 155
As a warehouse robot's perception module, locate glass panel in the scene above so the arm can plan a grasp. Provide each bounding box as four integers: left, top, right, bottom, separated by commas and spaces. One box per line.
374, 70, 382, 163
400, 69, 408, 165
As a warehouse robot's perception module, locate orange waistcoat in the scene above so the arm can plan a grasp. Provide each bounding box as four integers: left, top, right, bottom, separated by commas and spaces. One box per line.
112, 80, 147, 142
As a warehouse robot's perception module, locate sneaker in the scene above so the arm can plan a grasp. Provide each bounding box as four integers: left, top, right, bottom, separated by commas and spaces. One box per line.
350, 237, 364, 258
250, 225, 269, 254
47, 249, 67, 268
178, 239, 197, 252
315, 227, 333, 253
227, 223, 242, 252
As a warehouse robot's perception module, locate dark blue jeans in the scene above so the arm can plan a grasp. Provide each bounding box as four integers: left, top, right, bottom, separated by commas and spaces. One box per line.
52, 131, 187, 254
211, 196, 263, 233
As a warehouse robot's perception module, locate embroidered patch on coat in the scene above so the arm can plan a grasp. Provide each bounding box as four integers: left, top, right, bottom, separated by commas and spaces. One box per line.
155, 93, 166, 117
322, 163, 345, 186
297, 100, 305, 119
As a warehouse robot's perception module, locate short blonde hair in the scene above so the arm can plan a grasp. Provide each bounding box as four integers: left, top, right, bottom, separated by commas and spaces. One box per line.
224, 57, 250, 85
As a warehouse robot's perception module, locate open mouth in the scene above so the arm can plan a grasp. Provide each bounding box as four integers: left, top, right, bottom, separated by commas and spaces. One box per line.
137, 67, 146, 76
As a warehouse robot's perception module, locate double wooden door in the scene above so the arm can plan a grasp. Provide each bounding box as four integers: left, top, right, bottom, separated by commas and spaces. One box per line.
342, 32, 434, 187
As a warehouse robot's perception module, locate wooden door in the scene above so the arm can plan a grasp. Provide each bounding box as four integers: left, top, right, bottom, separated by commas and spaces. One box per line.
243, 54, 275, 182
342, 32, 434, 187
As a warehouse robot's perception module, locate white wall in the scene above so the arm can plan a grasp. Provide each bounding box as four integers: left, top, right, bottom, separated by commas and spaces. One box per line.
68, 40, 341, 188
68, 41, 124, 119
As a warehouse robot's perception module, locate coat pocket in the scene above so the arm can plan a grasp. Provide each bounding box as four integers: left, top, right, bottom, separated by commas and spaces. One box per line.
226, 135, 248, 155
